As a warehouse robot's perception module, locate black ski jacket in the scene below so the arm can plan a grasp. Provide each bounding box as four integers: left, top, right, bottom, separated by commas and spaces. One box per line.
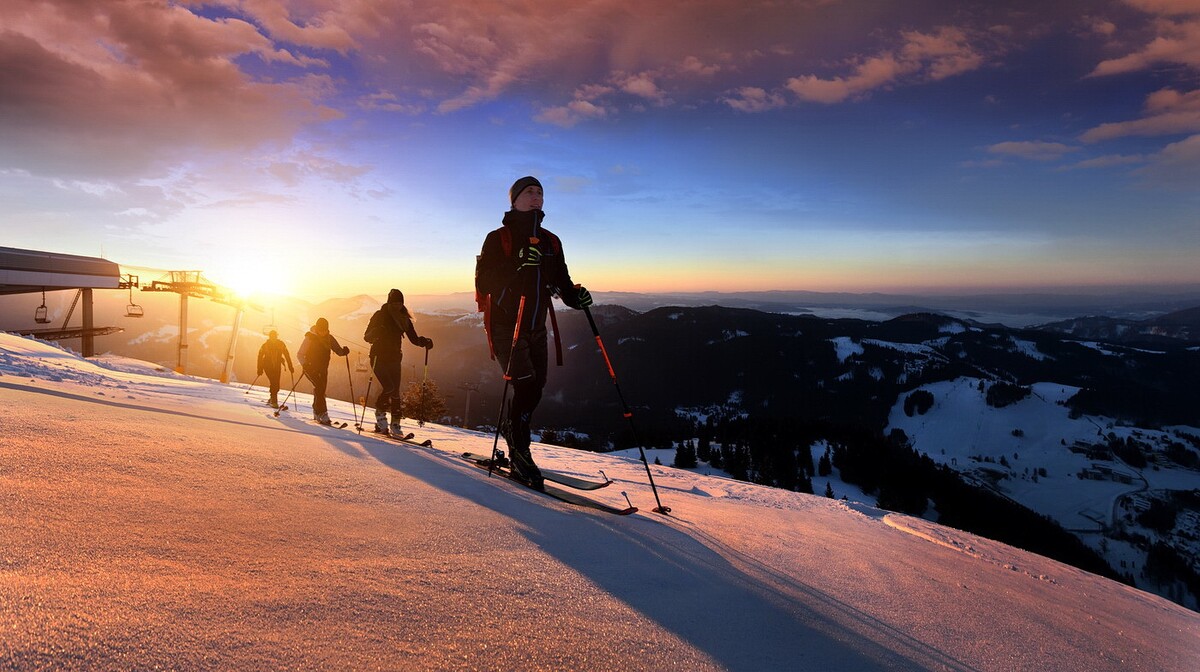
370, 301, 428, 358
299, 331, 348, 372
257, 337, 294, 374
476, 209, 587, 336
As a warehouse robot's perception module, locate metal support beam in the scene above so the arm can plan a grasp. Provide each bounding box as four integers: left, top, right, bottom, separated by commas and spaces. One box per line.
82, 288, 95, 357
176, 293, 189, 374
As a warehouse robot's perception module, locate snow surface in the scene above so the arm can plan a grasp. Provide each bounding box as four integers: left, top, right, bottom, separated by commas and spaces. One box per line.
2, 332, 1198, 671
887, 377, 1200, 608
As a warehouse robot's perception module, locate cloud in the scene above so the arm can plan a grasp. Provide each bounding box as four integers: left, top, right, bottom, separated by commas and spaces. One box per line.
723, 87, 787, 113
1090, 1, 1200, 76
680, 55, 722, 76
1133, 133, 1200, 186
1081, 88, 1200, 141
535, 99, 611, 128
618, 72, 669, 104
784, 27, 983, 104
786, 54, 908, 103
358, 91, 426, 115
987, 141, 1079, 161
1122, 0, 1200, 16
223, 0, 360, 52
1065, 154, 1147, 169
0, 1, 340, 179
266, 150, 371, 188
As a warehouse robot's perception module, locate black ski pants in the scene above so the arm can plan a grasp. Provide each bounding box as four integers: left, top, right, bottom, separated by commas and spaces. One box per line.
493, 323, 547, 461
305, 365, 329, 416
263, 363, 283, 402
371, 347, 404, 417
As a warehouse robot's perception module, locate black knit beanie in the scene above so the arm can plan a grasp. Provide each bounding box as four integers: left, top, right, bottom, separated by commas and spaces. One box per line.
509, 176, 542, 204
388, 288, 403, 303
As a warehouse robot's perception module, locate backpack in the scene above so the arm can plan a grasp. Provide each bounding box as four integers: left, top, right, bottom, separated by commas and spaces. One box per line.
296, 334, 311, 367
363, 308, 390, 344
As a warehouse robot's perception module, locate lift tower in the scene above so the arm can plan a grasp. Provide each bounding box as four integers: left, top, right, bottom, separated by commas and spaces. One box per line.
140, 271, 256, 379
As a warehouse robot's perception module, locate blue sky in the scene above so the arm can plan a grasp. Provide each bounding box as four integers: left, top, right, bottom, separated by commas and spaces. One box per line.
3, 0, 1199, 299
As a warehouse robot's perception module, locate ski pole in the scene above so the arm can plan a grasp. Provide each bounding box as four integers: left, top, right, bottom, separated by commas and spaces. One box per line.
489, 296, 526, 477
583, 305, 670, 514
276, 370, 309, 416
345, 354, 357, 432
244, 373, 261, 394
357, 375, 373, 432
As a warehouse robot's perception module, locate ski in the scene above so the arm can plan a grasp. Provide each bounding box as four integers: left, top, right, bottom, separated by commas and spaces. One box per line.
371, 428, 434, 447
270, 413, 350, 430
460, 455, 636, 516
461, 452, 612, 491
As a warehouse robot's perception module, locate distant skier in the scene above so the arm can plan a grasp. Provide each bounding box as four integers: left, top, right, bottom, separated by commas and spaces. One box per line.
256, 329, 294, 408
297, 317, 349, 425
364, 288, 433, 436
475, 176, 592, 489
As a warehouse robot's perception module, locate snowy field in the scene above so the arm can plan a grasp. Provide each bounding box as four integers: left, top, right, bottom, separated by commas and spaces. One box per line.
887, 376, 1200, 603
2, 332, 1198, 671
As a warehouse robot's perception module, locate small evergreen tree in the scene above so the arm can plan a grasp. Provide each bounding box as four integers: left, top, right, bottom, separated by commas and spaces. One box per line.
709, 445, 724, 470
824, 482, 835, 499
818, 448, 832, 477
673, 441, 698, 469
401, 379, 448, 427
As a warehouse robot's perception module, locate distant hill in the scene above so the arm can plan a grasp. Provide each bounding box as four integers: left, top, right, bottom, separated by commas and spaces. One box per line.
1034, 305, 1200, 344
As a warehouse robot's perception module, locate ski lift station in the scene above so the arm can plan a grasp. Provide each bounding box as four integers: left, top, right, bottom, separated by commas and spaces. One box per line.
0, 246, 123, 358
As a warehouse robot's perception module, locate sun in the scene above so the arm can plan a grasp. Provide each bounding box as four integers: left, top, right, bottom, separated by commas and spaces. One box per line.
207, 256, 292, 299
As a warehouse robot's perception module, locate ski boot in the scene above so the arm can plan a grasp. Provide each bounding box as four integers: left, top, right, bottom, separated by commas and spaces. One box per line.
508, 447, 544, 491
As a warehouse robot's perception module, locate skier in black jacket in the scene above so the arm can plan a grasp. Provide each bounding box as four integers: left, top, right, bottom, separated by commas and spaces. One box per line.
298, 317, 349, 425
256, 329, 294, 408
369, 288, 433, 436
475, 176, 592, 489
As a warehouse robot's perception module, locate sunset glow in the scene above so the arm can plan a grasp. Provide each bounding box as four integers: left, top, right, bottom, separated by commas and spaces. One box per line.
3, 1, 1199, 299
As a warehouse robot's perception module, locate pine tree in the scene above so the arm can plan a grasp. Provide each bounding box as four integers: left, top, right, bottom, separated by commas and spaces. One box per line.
824, 482, 835, 498
818, 448, 832, 477
401, 379, 448, 427
673, 440, 698, 469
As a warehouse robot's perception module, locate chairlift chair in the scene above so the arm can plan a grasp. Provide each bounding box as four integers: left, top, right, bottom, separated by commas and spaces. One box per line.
34, 290, 50, 324
262, 309, 277, 336
125, 285, 144, 318
355, 353, 371, 373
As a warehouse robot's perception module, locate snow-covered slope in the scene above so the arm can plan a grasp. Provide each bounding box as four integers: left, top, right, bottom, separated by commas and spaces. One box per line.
2, 333, 1197, 671
888, 377, 1200, 609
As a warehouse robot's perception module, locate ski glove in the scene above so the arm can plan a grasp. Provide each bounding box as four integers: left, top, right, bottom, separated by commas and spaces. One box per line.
517, 245, 541, 269
339, 346, 350, 356
575, 286, 593, 308
421, 337, 434, 350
